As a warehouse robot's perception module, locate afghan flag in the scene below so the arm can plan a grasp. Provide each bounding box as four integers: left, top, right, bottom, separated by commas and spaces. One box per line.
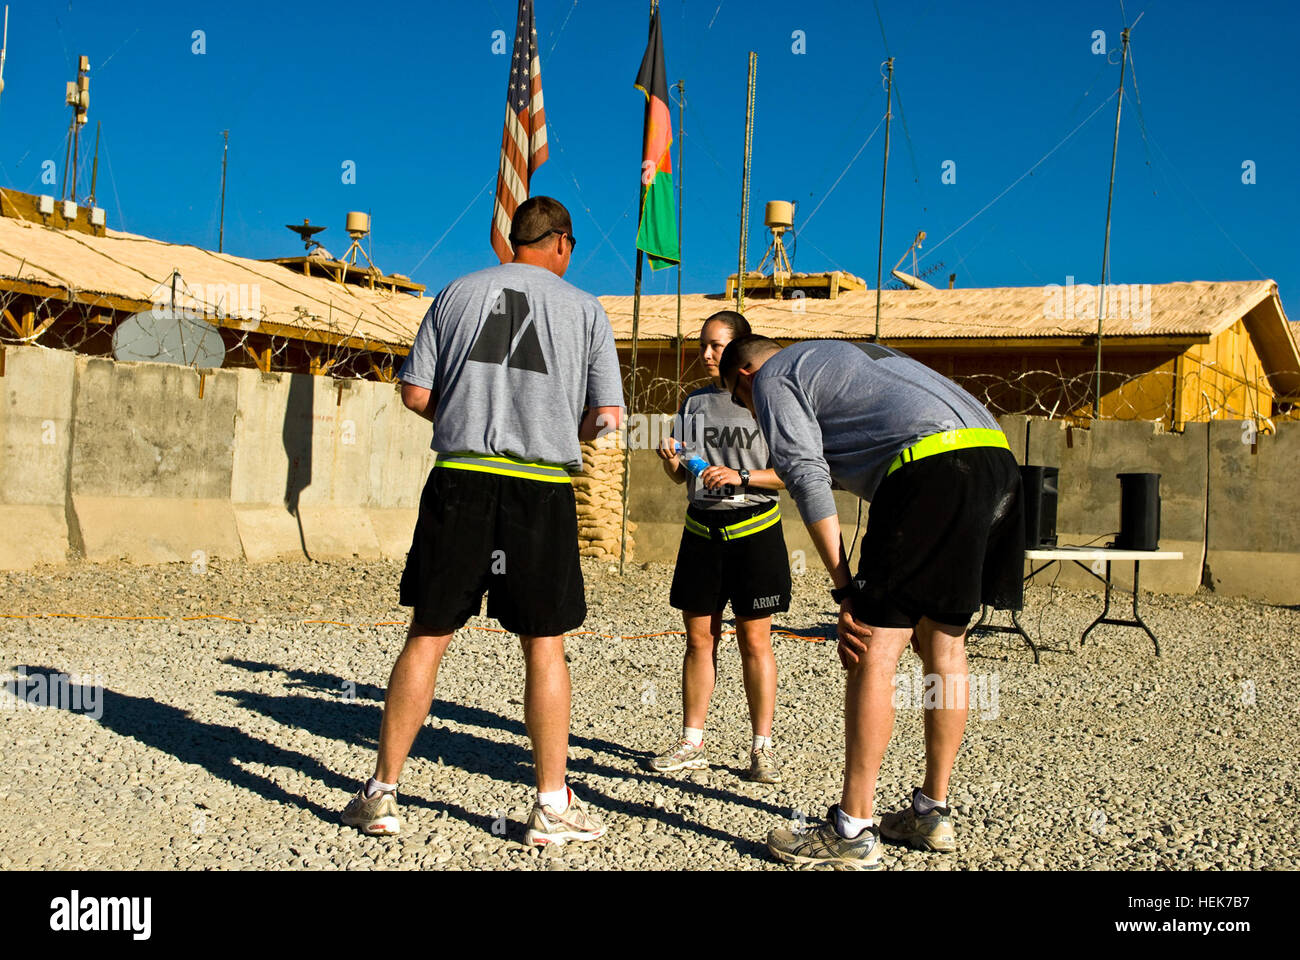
634, 7, 679, 270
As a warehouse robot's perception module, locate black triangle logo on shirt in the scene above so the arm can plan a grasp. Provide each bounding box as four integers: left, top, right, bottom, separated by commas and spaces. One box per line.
466, 288, 550, 375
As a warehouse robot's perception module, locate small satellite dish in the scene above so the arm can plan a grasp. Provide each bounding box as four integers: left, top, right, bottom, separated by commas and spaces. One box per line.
112, 309, 226, 368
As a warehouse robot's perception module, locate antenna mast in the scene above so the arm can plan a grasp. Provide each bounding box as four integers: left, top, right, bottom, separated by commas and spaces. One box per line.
874, 57, 894, 341
1095, 27, 1131, 419
219, 130, 229, 253
0, 6, 10, 107
63, 55, 90, 201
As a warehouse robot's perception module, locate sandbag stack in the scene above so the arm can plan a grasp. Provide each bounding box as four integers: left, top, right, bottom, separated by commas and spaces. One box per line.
572, 431, 635, 561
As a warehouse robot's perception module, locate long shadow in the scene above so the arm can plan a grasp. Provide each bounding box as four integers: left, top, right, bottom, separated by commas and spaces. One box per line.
223, 656, 649, 763
7, 665, 508, 832
220, 687, 773, 857
220, 663, 791, 822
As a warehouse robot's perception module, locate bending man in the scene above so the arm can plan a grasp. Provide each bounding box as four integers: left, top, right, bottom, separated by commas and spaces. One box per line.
720, 335, 1024, 870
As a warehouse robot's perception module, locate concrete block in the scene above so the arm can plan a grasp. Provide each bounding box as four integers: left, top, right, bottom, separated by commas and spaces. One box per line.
297, 505, 382, 561
0, 505, 69, 569
1203, 550, 1300, 605
369, 508, 418, 560
70, 356, 237, 500
0, 346, 75, 506
233, 506, 307, 563
72, 496, 242, 564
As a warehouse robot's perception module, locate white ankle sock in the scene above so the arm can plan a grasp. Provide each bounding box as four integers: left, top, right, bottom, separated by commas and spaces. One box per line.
365, 777, 397, 798
914, 789, 946, 814
682, 726, 704, 748
752, 735, 772, 751
835, 807, 873, 839
538, 786, 570, 812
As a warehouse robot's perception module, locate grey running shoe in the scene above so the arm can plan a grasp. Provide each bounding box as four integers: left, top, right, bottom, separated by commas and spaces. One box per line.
649, 738, 708, 773
878, 788, 956, 852
523, 789, 607, 847
767, 806, 883, 870
341, 786, 401, 836
746, 746, 781, 783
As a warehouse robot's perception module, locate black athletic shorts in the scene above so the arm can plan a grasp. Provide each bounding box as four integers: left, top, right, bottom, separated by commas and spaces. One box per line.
669, 502, 792, 617
848, 445, 1025, 630
399, 466, 586, 636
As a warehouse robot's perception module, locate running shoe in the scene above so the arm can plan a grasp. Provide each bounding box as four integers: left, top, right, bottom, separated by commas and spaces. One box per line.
878, 788, 957, 852
746, 745, 781, 783
341, 786, 401, 836
523, 788, 607, 846
649, 738, 708, 773
767, 805, 883, 870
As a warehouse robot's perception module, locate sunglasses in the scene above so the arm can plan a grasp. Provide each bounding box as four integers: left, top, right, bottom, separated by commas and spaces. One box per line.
512, 229, 577, 251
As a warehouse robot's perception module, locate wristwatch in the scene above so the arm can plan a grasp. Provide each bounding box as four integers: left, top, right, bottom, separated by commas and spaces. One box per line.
831, 583, 854, 603
738, 468, 751, 491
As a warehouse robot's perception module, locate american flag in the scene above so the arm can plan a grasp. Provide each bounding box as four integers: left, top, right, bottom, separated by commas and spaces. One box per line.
491, 0, 548, 263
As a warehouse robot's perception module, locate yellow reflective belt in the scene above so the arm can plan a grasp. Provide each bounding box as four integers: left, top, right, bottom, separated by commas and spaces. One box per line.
433, 453, 572, 483
684, 503, 781, 541
885, 428, 1010, 478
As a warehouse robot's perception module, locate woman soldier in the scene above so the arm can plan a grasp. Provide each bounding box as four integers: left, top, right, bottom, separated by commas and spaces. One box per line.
651, 311, 792, 783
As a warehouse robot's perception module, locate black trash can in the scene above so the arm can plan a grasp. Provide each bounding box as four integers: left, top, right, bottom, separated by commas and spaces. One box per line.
1020, 465, 1059, 548
1115, 472, 1161, 550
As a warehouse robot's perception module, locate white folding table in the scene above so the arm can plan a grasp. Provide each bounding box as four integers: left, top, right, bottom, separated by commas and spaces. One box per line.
971, 546, 1185, 661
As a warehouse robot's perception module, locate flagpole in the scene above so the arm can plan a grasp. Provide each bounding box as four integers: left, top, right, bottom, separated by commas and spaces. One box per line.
736, 52, 757, 313
673, 78, 685, 401
1095, 27, 1129, 420
620, 250, 644, 576
874, 57, 893, 342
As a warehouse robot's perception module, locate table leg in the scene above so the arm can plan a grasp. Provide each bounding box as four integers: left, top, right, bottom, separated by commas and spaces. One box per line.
1080, 560, 1113, 647
1009, 607, 1040, 663
1129, 561, 1161, 656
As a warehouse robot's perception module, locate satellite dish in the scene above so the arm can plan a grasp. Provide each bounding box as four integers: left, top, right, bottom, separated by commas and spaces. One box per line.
113, 309, 226, 368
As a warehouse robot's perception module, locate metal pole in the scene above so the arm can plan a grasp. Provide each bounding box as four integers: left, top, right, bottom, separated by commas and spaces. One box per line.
874, 58, 894, 342
1095, 29, 1128, 420
674, 79, 684, 400
736, 52, 756, 313
219, 130, 229, 253
88, 121, 101, 207
620, 250, 645, 576
0, 6, 9, 107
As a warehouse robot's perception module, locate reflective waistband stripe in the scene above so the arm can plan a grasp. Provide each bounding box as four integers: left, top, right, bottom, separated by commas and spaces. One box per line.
885, 428, 1010, 478
684, 503, 781, 541
433, 453, 572, 483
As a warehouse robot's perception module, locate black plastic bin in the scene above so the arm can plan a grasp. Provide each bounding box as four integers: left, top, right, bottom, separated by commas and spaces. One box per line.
1115, 472, 1161, 550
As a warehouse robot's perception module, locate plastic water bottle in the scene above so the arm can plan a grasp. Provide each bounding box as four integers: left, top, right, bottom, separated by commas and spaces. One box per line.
673, 440, 710, 478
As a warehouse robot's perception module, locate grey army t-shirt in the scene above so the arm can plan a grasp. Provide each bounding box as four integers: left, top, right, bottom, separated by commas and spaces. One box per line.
753, 339, 1001, 525
670, 385, 778, 510
398, 262, 624, 472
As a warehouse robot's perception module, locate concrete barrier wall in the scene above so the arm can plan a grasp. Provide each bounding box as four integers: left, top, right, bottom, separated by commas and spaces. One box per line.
2, 343, 1298, 605
1205, 419, 1300, 603
0, 346, 76, 569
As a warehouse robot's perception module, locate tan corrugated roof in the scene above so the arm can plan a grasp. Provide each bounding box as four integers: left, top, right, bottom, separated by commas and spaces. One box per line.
3, 216, 1294, 382
598, 280, 1286, 342
0, 215, 430, 347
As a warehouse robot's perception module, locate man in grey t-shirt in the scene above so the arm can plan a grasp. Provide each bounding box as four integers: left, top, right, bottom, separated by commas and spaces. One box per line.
721, 335, 1023, 870
342, 197, 624, 847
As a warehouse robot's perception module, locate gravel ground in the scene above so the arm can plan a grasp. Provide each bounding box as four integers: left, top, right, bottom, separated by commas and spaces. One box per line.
1, 557, 1297, 871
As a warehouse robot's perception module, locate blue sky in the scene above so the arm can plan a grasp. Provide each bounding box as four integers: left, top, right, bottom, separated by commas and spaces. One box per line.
0, 0, 1295, 320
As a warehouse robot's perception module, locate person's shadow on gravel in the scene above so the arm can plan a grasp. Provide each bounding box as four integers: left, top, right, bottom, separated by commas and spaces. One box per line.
220, 672, 786, 851
222, 659, 791, 817
10, 664, 491, 832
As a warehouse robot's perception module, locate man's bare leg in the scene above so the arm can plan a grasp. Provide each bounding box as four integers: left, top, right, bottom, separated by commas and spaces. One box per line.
520, 634, 570, 793
374, 619, 453, 784
840, 625, 913, 821
735, 614, 776, 738
915, 617, 970, 803
682, 611, 722, 731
